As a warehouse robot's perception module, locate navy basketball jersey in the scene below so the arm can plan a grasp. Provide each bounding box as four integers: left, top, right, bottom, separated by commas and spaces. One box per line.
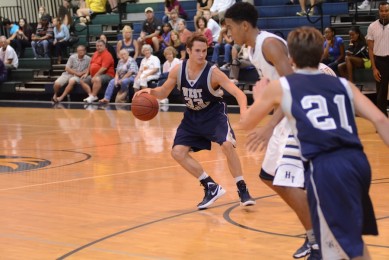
177, 60, 223, 111
280, 72, 363, 160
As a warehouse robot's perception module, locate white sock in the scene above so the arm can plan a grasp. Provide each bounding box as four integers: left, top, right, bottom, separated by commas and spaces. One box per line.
198, 172, 208, 181
235, 176, 244, 183
306, 229, 316, 244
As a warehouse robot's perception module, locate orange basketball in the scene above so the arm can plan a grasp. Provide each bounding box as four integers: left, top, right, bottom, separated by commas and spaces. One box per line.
131, 93, 159, 121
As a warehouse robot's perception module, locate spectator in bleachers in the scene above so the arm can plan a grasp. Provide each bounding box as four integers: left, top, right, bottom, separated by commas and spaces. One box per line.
0, 36, 18, 69
163, 0, 188, 24
211, 18, 233, 69
116, 25, 139, 61
321, 26, 345, 74
77, 0, 107, 25
194, 0, 213, 30
0, 59, 7, 83
168, 9, 184, 32
100, 34, 118, 67
2, 19, 19, 42
38, 6, 50, 21
177, 20, 193, 45
210, 0, 235, 22
53, 17, 70, 64
52, 45, 91, 102
196, 16, 213, 48
202, 9, 220, 44
169, 30, 186, 60
107, 0, 119, 13
229, 44, 253, 92
162, 46, 181, 74
133, 44, 161, 91
99, 49, 138, 104
31, 15, 54, 58
137, 7, 162, 53
58, 0, 72, 27
11, 18, 33, 58
296, 0, 315, 16
366, 1, 389, 116
160, 23, 173, 52
80, 39, 115, 103
338, 26, 370, 83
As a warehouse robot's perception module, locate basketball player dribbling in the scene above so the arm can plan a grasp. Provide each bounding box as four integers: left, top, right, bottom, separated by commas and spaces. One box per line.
225, 2, 320, 259
238, 26, 389, 260
133, 32, 256, 210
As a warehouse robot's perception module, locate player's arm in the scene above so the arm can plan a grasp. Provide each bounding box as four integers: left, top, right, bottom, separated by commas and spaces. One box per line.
237, 80, 282, 130
133, 64, 179, 100
212, 67, 247, 114
350, 83, 389, 146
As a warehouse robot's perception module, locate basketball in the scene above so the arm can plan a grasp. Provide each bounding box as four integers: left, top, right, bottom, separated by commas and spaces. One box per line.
131, 93, 159, 121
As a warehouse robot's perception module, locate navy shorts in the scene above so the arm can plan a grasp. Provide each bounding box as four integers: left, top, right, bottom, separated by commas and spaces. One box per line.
173, 102, 236, 152
307, 148, 378, 259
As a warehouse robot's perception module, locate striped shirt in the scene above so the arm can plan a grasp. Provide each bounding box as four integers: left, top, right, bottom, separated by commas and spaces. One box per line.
366, 20, 389, 57
64, 54, 91, 76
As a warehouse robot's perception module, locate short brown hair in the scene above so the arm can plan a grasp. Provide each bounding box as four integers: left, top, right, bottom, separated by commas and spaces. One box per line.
287, 26, 324, 68
186, 32, 208, 49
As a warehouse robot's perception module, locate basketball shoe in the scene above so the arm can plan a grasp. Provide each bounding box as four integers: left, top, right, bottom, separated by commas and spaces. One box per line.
307, 244, 321, 260
293, 237, 311, 258
237, 180, 256, 206
358, 0, 370, 9
198, 179, 226, 209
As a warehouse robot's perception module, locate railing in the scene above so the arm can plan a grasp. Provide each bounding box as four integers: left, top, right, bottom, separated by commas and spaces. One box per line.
306, 1, 325, 33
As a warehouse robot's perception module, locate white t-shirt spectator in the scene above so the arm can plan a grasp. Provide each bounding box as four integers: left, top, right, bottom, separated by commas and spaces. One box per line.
163, 57, 181, 73
0, 45, 18, 68
210, 0, 236, 14
207, 18, 221, 42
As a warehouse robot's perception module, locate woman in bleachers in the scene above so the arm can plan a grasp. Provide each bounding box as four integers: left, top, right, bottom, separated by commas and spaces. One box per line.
321, 26, 345, 74
176, 20, 192, 45
116, 25, 139, 61
338, 26, 370, 83
194, 0, 213, 30
52, 17, 70, 64
196, 16, 213, 47
163, 0, 188, 24
11, 18, 33, 58
160, 23, 173, 52
169, 30, 186, 60
58, 0, 72, 27
133, 44, 161, 91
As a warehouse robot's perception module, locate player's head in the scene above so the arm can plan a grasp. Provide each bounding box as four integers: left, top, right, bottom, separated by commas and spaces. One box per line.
186, 32, 208, 63
224, 2, 258, 46
287, 26, 323, 69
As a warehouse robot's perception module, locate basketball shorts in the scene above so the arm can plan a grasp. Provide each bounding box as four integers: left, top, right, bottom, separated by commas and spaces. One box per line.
173, 102, 236, 152
260, 117, 305, 188
307, 148, 378, 259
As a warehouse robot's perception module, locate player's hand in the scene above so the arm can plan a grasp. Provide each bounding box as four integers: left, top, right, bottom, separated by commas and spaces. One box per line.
253, 77, 270, 101
246, 125, 273, 153
133, 88, 151, 98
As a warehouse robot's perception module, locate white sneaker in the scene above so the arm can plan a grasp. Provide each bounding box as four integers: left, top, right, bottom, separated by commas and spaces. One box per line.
358, 0, 370, 9
84, 95, 98, 103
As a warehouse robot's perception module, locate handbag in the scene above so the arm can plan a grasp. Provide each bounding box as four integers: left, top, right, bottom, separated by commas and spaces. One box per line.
363, 58, 371, 69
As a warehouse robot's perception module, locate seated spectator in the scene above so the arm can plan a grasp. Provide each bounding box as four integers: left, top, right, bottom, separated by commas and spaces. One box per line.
211, 18, 233, 69
194, 0, 213, 30
203, 9, 220, 44
0, 59, 7, 83
99, 49, 138, 104
177, 20, 192, 45
210, 0, 235, 22
52, 45, 91, 102
53, 17, 70, 64
133, 44, 161, 91
31, 15, 54, 58
137, 7, 162, 53
158, 46, 182, 104
11, 18, 33, 58
229, 44, 253, 92
168, 9, 184, 32
196, 16, 213, 47
338, 26, 370, 83
80, 39, 115, 103
169, 30, 186, 60
321, 26, 345, 74
116, 25, 139, 61
100, 34, 118, 67
38, 6, 50, 21
0, 36, 19, 70
160, 23, 173, 52
76, 0, 107, 25
58, 0, 72, 27
2, 19, 19, 42
163, 0, 188, 24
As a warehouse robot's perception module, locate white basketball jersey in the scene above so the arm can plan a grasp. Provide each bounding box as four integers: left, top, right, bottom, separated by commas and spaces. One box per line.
248, 31, 287, 80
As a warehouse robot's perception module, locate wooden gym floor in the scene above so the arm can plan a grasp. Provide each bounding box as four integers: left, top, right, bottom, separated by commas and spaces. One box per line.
0, 101, 388, 260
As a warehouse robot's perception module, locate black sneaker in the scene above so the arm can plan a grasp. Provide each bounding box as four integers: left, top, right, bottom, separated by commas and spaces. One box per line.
307, 244, 321, 260
237, 180, 255, 206
293, 237, 311, 259
197, 181, 226, 209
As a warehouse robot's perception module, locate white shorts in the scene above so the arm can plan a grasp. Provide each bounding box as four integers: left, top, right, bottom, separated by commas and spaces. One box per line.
261, 117, 305, 188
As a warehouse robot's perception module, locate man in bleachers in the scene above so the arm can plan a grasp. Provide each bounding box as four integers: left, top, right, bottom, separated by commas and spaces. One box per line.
137, 7, 162, 53
80, 40, 115, 103
31, 15, 54, 58
0, 36, 19, 70
52, 45, 91, 102
168, 9, 184, 31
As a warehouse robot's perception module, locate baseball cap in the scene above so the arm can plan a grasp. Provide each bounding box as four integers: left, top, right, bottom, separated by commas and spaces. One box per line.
145, 7, 154, 13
